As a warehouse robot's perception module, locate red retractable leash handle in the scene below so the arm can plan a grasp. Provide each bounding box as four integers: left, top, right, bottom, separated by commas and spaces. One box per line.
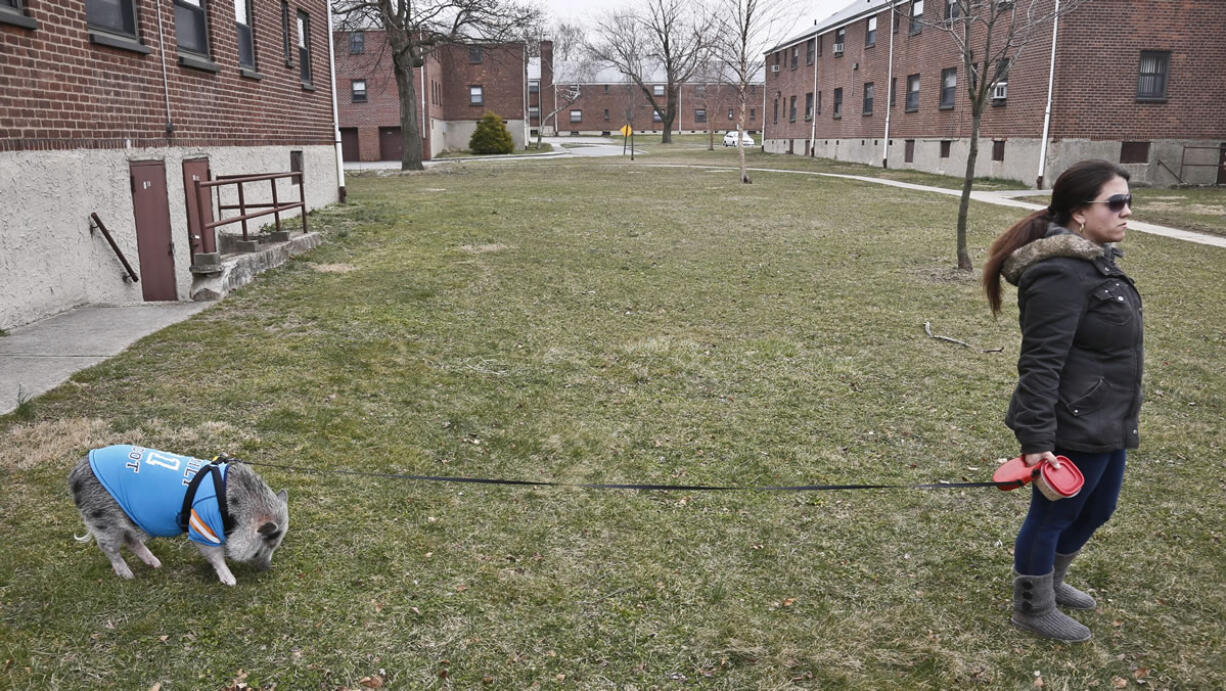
994, 455, 1084, 499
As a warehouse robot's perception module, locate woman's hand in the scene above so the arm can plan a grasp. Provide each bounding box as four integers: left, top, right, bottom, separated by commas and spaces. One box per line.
1023, 451, 1057, 467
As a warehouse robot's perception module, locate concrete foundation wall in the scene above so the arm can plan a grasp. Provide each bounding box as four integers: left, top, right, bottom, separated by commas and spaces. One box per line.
442, 119, 529, 152
765, 136, 1224, 188
0, 145, 339, 330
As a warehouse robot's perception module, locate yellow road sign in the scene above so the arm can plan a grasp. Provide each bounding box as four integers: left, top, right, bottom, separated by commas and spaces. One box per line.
619, 124, 633, 137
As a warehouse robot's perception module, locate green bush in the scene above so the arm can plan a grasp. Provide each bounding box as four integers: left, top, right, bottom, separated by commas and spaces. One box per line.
469, 111, 514, 155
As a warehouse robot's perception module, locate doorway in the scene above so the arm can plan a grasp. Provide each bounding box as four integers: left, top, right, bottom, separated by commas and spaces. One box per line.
130, 160, 177, 301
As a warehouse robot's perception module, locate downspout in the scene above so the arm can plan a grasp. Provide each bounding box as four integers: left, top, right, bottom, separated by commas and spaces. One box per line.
1036, 0, 1060, 188
325, 0, 346, 201
882, 1, 896, 168
421, 55, 428, 157
809, 35, 818, 156
153, 0, 173, 135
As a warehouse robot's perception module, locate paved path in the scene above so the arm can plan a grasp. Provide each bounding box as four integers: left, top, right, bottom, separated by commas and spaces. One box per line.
343, 136, 629, 172
643, 163, 1226, 249
0, 303, 211, 415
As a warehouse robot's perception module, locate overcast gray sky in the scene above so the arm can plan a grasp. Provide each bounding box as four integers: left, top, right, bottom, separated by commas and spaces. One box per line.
539, 0, 855, 48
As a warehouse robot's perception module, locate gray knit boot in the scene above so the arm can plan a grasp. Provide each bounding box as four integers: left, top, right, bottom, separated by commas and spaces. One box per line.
1053, 551, 1097, 610
1011, 570, 1092, 642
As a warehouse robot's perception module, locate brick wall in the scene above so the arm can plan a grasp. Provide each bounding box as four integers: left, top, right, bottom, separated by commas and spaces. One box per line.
554, 82, 763, 134
0, 0, 334, 151
763, 0, 1226, 146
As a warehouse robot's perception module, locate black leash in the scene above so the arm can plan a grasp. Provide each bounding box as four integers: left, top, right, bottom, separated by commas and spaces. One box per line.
236, 459, 1023, 493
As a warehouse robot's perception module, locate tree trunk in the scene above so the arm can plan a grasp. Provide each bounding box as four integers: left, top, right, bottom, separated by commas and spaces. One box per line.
738, 93, 750, 184
393, 52, 425, 171
955, 105, 982, 271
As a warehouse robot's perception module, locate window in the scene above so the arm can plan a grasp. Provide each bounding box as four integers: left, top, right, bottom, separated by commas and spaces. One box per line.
865, 16, 877, 47
570, 110, 582, 123
297, 11, 312, 84
653, 84, 665, 97
773, 99, 778, 124
529, 79, 539, 94
695, 108, 707, 123
235, 0, 255, 69
603, 84, 609, 94
940, 140, 952, 158
86, 0, 139, 39
791, 45, 798, 69
804, 92, 813, 121
890, 76, 897, 107
349, 31, 364, 55
281, 1, 291, 65
749, 108, 755, 121
529, 106, 539, 119
816, 90, 821, 114
728, 108, 734, 120
806, 38, 816, 65
909, 0, 923, 35
469, 85, 483, 106
351, 79, 367, 103
940, 67, 957, 109
906, 74, 920, 112
834, 28, 845, 56
695, 84, 706, 98
174, 0, 210, 55
992, 139, 1005, 161
603, 109, 610, 120
469, 45, 483, 63
905, 139, 915, 162
862, 82, 874, 115
945, 0, 959, 21
832, 88, 842, 119
789, 95, 797, 122
1120, 141, 1151, 163
2, 0, 37, 29
1137, 50, 1170, 100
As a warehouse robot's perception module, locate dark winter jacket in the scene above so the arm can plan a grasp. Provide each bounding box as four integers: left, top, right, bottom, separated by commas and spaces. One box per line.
1002, 224, 1143, 454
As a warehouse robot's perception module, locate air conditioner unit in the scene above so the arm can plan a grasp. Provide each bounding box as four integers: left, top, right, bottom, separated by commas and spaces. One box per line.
992, 81, 1008, 100
833, 43, 844, 55
770, 64, 780, 73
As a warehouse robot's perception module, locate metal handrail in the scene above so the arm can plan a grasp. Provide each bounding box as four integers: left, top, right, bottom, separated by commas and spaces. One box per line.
89, 213, 140, 283
194, 171, 306, 242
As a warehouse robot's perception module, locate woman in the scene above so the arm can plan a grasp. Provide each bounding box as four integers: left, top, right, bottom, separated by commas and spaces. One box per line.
982, 160, 1143, 642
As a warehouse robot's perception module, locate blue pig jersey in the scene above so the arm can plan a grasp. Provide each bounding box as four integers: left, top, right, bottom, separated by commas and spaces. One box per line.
89, 445, 229, 546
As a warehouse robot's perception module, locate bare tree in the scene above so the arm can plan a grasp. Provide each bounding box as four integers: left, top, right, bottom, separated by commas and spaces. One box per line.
333, 0, 541, 171
894, 0, 1089, 270
588, 0, 715, 144
534, 22, 596, 149
712, 0, 794, 183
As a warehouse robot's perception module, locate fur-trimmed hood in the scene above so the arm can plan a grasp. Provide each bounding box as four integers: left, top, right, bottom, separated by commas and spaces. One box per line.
1002, 224, 1121, 285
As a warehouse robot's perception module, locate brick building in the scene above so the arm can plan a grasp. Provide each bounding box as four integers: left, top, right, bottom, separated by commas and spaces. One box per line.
1, 0, 342, 330
334, 30, 548, 160
547, 75, 764, 137
763, 0, 1226, 187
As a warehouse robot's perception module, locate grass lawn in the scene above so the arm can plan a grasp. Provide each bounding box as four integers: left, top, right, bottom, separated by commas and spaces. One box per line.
435, 143, 554, 159
3, 151, 1225, 688
1018, 187, 1226, 237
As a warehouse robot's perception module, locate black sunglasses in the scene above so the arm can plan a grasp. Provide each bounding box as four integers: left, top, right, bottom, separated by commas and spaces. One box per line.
1085, 194, 1132, 213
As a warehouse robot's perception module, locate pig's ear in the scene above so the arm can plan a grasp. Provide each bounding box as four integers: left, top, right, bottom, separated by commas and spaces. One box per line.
259, 521, 280, 538
277, 489, 288, 502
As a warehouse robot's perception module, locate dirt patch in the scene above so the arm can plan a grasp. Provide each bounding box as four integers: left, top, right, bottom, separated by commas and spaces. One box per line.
311, 263, 358, 273
459, 243, 509, 254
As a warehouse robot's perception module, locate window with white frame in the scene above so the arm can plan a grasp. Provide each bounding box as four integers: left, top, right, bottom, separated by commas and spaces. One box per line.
469, 85, 484, 106
695, 108, 706, 123
297, 10, 312, 84
906, 74, 920, 111
529, 79, 539, 94
866, 16, 877, 47
570, 109, 582, 122
909, 0, 923, 35
834, 27, 845, 56
349, 31, 364, 55
832, 88, 842, 119
351, 79, 367, 103
805, 92, 813, 120
653, 84, 664, 97
863, 82, 874, 114
653, 109, 662, 122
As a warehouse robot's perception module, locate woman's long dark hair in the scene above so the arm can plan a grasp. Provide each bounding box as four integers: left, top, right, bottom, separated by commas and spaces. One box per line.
982, 159, 1130, 314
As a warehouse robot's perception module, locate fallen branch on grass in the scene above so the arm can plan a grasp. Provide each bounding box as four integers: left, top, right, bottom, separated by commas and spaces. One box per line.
923, 322, 1003, 353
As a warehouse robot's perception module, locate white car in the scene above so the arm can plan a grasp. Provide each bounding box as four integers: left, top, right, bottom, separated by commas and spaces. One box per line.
723, 131, 754, 147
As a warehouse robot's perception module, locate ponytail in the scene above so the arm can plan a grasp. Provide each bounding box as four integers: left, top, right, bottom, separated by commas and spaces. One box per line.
982, 209, 1052, 315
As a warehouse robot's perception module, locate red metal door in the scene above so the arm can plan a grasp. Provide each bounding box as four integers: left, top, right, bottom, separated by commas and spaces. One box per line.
379, 126, 403, 161
182, 157, 214, 257
130, 160, 178, 301
341, 128, 359, 161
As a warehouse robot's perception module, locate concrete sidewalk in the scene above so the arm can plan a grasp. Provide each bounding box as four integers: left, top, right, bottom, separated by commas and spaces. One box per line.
0, 304, 211, 416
